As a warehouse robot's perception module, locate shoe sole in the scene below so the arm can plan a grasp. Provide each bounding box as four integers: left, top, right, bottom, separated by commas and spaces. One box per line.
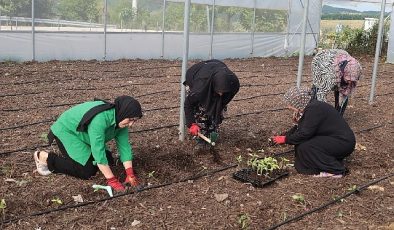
34, 151, 52, 176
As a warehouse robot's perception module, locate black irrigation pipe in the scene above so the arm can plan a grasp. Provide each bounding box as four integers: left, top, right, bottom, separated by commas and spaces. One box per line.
2, 82, 392, 130
0, 145, 50, 156
0, 70, 173, 88
1, 148, 295, 225
0, 119, 55, 131
266, 172, 394, 230
2, 59, 393, 88
0, 163, 237, 225
354, 123, 384, 133
1, 90, 171, 112
0, 113, 386, 157
233, 92, 283, 101
0, 92, 41, 97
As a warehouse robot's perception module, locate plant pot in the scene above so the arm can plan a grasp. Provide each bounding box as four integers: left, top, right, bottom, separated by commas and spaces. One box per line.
232, 168, 289, 188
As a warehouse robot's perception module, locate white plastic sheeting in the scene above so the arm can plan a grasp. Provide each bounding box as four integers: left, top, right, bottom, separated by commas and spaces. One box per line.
167, 0, 289, 10
385, 5, 394, 63
0, 32, 318, 61
0, 0, 321, 61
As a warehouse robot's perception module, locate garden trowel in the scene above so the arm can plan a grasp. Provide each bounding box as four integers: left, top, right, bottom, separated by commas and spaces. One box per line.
197, 132, 218, 146
92, 184, 113, 197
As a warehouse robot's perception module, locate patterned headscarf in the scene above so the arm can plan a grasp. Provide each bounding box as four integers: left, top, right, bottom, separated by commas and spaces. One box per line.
283, 86, 312, 111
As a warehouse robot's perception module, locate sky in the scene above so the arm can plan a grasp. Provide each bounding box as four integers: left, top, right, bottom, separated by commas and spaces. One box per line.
324, 1, 391, 12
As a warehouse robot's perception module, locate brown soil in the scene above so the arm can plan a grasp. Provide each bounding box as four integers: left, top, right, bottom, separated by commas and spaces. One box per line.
0, 56, 393, 230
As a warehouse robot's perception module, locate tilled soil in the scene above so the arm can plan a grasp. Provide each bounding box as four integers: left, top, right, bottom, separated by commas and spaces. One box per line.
0, 56, 393, 229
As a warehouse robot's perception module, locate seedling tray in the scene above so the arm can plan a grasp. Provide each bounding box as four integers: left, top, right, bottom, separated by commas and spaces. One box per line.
233, 168, 289, 188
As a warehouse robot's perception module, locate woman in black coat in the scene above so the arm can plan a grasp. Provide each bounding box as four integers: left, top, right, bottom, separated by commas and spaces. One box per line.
183, 59, 240, 139
272, 87, 356, 177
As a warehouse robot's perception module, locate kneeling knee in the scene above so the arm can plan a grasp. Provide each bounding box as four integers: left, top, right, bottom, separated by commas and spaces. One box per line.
80, 167, 98, 180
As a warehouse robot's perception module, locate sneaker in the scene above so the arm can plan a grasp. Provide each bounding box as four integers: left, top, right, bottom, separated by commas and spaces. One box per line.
33, 151, 52, 176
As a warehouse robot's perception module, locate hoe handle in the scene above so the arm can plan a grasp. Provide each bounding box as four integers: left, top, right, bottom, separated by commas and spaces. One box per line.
197, 133, 215, 146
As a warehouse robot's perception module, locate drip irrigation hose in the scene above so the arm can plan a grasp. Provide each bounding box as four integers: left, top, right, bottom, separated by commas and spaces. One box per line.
233, 92, 283, 101
0, 117, 387, 156
266, 172, 394, 230
0, 163, 237, 225
1, 90, 171, 112
0, 92, 41, 97
0, 119, 55, 131
0, 64, 182, 87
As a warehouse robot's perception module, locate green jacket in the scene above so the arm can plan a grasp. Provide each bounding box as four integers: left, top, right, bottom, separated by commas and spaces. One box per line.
50, 101, 133, 166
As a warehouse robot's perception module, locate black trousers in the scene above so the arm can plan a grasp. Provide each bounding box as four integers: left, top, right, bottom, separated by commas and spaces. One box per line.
46, 131, 113, 180
294, 136, 355, 175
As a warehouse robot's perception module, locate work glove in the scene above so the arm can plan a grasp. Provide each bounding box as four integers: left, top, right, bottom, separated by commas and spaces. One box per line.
123, 167, 139, 187
188, 123, 200, 136
107, 177, 126, 192
272, 136, 286, 144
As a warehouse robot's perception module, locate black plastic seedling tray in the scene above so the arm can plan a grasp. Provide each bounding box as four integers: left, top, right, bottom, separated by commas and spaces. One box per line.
233, 168, 289, 188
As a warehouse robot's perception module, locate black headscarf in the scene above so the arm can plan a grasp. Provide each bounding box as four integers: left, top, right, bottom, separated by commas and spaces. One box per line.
183, 59, 240, 124
77, 96, 142, 131
114, 95, 143, 126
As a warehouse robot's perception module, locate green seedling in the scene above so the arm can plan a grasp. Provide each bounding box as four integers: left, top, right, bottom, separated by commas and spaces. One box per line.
0, 199, 6, 217
40, 133, 48, 142
236, 155, 243, 164
0, 199, 6, 210
1, 165, 15, 178
278, 157, 291, 169
282, 212, 288, 221
147, 171, 156, 178
332, 195, 345, 202
247, 155, 280, 176
347, 185, 357, 192
51, 198, 63, 205
237, 213, 250, 230
292, 194, 305, 204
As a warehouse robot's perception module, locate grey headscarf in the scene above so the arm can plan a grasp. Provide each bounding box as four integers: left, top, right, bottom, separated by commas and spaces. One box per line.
283, 86, 312, 111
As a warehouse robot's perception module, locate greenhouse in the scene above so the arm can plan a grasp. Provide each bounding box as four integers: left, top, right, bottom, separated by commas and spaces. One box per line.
0, 0, 393, 229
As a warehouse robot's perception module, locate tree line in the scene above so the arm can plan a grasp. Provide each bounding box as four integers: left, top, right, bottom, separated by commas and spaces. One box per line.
0, 0, 287, 32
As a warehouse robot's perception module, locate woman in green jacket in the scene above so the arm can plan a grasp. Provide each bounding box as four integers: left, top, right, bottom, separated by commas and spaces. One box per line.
33, 96, 142, 192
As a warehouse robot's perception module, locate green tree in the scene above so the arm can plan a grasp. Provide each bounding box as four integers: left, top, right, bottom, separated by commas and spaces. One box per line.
57, 0, 101, 22
0, 0, 55, 19
165, 2, 184, 31
107, 0, 135, 28
0, 0, 31, 17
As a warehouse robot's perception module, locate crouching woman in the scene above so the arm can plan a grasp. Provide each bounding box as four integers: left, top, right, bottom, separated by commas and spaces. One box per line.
33, 95, 142, 191
272, 87, 355, 178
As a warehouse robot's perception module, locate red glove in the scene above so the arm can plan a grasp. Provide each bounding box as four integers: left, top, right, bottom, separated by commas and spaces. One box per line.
273, 136, 286, 144
107, 177, 126, 192
124, 167, 139, 187
188, 123, 200, 136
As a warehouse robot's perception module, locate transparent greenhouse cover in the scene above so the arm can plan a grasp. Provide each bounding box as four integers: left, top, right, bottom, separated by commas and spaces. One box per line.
0, 0, 326, 61
167, 0, 289, 10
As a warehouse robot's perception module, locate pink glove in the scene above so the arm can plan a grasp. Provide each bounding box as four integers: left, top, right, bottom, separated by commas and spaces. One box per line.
107, 177, 126, 192
188, 123, 200, 136
273, 136, 286, 144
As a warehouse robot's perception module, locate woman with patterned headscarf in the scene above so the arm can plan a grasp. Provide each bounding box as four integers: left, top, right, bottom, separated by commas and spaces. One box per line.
311, 49, 362, 115
183, 59, 240, 144
33, 96, 143, 192
272, 87, 356, 178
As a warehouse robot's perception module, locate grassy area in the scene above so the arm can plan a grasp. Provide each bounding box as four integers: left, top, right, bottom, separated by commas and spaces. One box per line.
319, 20, 365, 49
320, 20, 364, 31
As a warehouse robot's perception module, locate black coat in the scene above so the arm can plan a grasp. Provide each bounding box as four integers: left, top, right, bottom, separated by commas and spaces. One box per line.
183, 60, 239, 128
285, 100, 356, 175
286, 100, 355, 145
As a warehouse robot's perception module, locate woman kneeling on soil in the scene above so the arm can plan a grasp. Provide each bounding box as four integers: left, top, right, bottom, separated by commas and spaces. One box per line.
183, 59, 240, 143
33, 96, 142, 191
272, 87, 355, 178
